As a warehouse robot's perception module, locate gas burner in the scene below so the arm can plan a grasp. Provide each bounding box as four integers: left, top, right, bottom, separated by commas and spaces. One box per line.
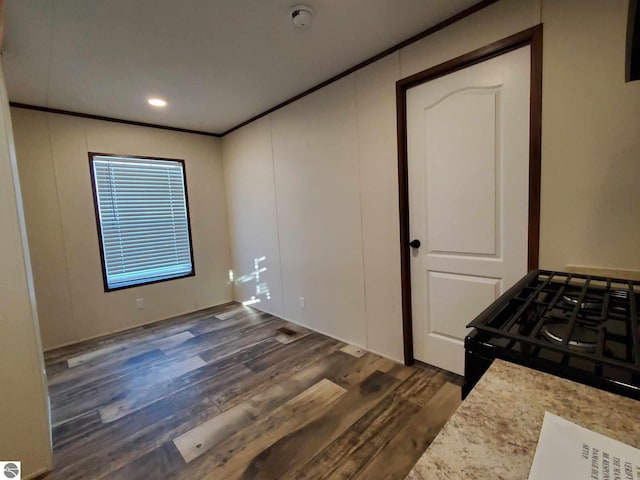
561, 288, 630, 313
561, 290, 603, 310
541, 323, 598, 352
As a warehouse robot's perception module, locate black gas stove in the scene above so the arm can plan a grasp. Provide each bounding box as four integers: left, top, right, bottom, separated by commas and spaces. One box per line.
463, 269, 640, 400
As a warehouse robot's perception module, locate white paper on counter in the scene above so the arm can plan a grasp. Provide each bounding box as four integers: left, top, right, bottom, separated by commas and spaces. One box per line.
528, 411, 640, 480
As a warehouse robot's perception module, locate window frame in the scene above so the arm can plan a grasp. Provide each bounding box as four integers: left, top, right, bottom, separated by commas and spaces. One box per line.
88, 152, 196, 292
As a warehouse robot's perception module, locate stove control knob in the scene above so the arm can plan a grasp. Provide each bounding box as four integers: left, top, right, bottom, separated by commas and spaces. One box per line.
409, 239, 421, 249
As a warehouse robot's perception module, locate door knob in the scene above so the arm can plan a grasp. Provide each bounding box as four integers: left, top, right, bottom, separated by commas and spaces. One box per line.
409, 239, 421, 248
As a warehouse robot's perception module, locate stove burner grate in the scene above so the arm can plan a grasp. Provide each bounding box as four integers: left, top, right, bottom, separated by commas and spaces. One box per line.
465, 269, 640, 401
468, 270, 640, 373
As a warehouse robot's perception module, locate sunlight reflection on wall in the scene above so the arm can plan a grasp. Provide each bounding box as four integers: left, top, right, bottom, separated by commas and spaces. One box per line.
232, 256, 271, 306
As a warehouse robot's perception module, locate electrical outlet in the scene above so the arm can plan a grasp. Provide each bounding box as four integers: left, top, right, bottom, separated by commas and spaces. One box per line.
299, 297, 305, 309
136, 298, 145, 309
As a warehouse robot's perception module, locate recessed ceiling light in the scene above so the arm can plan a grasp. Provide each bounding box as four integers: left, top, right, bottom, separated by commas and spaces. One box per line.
148, 98, 167, 107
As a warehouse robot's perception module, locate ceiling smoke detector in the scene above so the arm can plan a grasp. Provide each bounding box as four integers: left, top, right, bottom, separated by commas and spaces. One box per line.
291, 5, 313, 28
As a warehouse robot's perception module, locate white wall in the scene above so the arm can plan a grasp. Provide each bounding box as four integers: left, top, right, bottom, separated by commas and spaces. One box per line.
354, 53, 404, 358
11, 108, 233, 349
223, 117, 283, 317
271, 76, 367, 345
223, 0, 541, 361
539, 0, 640, 271
13, 0, 632, 365
0, 64, 52, 478
223, 0, 640, 359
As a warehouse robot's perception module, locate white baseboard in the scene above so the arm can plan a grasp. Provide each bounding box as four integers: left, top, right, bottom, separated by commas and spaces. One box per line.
43, 300, 235, 352
248, 304, 403, 365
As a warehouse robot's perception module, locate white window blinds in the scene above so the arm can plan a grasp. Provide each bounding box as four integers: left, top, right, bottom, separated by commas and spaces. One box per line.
91, 155, 194, 290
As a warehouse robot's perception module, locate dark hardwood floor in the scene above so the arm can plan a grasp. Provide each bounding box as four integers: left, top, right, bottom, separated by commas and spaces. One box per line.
42, 303, 462, 479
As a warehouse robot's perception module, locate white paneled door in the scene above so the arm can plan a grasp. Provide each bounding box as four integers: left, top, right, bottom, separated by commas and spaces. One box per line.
407, 46, 531, 375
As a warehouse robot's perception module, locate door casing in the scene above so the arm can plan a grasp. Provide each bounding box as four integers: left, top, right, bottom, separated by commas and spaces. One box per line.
396, 25, 543, 365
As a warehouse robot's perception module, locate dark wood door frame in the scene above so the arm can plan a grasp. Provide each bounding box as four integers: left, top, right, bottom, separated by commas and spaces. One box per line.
397, 24, 543, 366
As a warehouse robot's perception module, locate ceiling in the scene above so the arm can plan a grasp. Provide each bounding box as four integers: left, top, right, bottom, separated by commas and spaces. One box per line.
4, 0, 479, 134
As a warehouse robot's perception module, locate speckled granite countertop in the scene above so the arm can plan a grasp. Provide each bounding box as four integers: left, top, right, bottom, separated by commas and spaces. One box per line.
406, 359, 640, 480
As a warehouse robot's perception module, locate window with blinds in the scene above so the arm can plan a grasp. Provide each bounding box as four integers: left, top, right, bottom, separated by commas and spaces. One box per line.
89, 154, 195, 291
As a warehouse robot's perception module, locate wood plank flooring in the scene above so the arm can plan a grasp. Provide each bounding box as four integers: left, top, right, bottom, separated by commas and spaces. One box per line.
42, 303, 462, 479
